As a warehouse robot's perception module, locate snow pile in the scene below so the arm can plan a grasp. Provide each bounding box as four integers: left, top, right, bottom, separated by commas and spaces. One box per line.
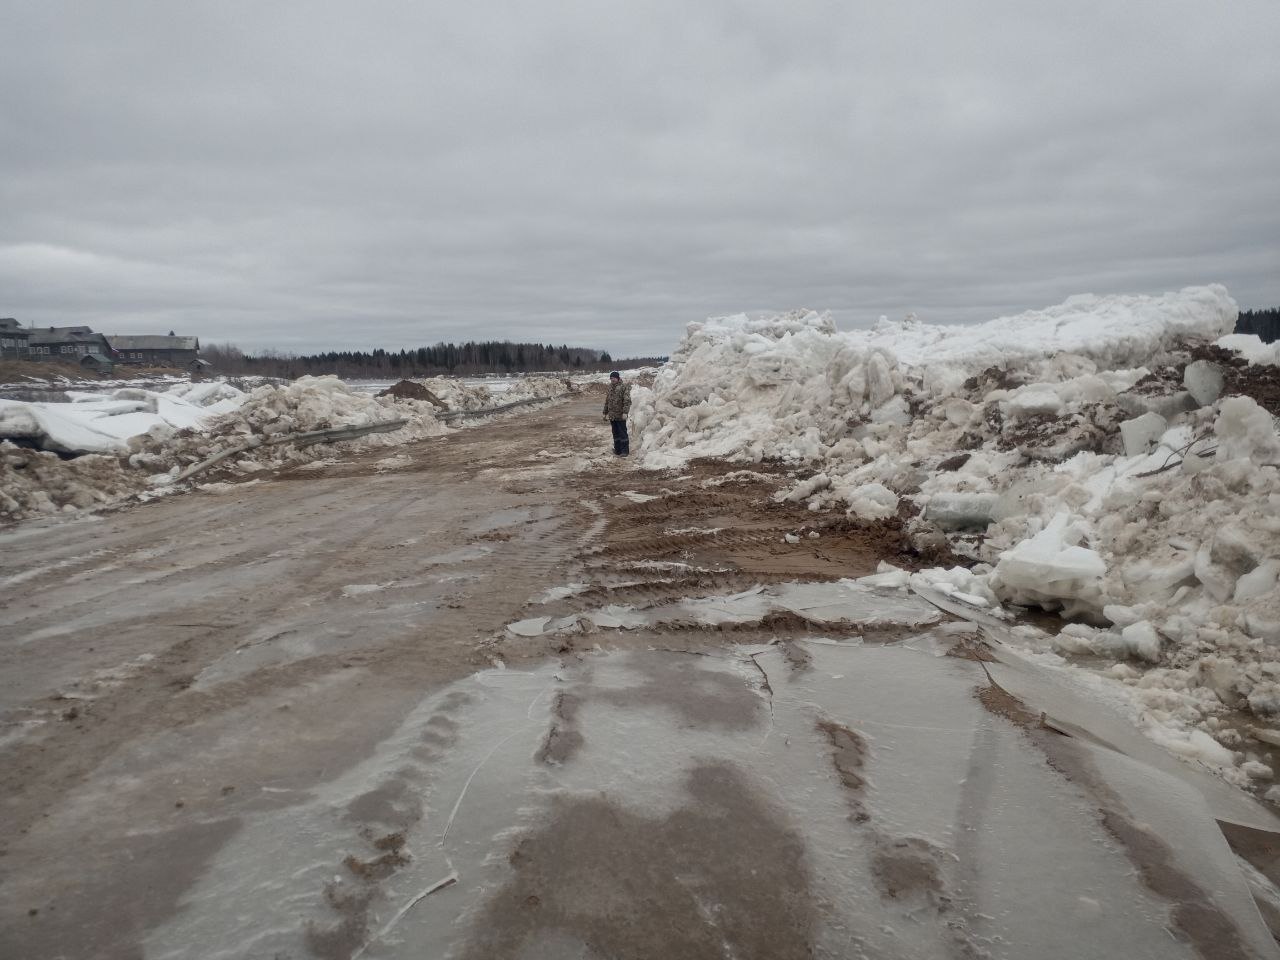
414, 375, 569, 412
633, 286, 1237, 471
0, 382, 247, 455
125, 375, 450, 476
1215, 334, 1280, 367
0, 443, 145, 518
637, 286, 1280, 784
1, 374, 576, 522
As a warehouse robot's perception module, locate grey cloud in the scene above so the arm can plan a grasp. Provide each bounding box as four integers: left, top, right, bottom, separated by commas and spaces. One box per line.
1, 0, 1277, 357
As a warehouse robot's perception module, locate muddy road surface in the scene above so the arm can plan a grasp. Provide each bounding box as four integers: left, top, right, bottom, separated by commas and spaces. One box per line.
2, 395, 1278, 959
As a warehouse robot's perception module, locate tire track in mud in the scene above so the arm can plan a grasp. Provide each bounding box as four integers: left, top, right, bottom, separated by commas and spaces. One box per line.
0, 398, 601, 851
2, 392, 941, 960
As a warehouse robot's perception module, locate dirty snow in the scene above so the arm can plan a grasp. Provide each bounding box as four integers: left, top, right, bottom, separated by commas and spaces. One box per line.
1, 374, 577, 523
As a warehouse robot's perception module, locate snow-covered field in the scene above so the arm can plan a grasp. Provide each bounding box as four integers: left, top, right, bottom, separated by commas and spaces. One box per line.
634, 285, 1280, 788
0, 374, 574, 521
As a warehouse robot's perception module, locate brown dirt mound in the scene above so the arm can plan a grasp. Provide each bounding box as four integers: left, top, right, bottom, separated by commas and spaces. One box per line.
376, 380, 445, 407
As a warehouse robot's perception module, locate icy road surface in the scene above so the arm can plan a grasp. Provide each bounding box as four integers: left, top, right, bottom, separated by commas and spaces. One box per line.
2, 395, 1279, 959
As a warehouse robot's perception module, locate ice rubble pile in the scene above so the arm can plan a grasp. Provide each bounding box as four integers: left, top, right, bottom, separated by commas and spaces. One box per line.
123, 375, 451, 476
0, 380, 247, 456
0, 445, 143, 519
1, 375, 572, 521
419, 375, 570, 411
637, 285, 1280, 772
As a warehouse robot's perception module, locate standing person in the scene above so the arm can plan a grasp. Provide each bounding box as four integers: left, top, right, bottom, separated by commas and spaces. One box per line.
603, 371, 631, 456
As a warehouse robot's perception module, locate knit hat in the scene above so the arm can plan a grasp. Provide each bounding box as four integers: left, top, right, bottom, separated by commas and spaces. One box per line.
609, 371, 621, 379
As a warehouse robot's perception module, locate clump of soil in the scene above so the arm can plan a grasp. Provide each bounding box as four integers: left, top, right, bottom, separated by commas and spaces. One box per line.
377, 380, 446, 407
1225, 364, 1280, 416
829, 512, 970, 570
936, 452, 971, 472
996, 403, 1121, 461
871, 836, 944, 901
1126, 365, 1185, 396
963, 365, 1025, 397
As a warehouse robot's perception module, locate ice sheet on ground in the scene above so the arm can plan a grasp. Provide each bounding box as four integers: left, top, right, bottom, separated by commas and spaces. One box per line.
506, 579, 942, 636
141, 643, 1278, 959
984, 637, 1280, 832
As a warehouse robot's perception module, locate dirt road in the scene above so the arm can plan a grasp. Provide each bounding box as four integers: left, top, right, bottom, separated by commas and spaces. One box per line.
2, 395, 1278, 959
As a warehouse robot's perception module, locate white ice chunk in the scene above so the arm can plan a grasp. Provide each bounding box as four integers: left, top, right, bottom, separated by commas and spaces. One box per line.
993, 512, 1106, 607
1183, 359, 1226, 406
1117, 620, 1162, 663
1236, 561, 1280, 603
1119, 412, 1168, 457
842, 482, 898, 520
1215, 396, 1280, 464
924, 492, 999, 531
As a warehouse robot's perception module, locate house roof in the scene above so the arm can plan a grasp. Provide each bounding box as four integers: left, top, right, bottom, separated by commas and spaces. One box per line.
188, 358, 213, 368
0, 318, 23, 332
108, 335, 199, 350
81, 352, 114, 365
28, 327, 105, 345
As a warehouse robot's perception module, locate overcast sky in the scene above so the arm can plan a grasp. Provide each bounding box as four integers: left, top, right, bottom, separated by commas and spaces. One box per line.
2, 1, 1277, 357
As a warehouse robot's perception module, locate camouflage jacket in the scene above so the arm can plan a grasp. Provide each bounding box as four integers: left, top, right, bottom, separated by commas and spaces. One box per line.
603, 382, 631, 420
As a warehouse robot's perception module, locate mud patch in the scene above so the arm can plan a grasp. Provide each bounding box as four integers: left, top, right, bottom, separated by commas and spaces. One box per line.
536, 692, 584, 765
817, 717, 870, 822
780, 639, 812, 672
345, 777, 423, 830
455, 762, 817, 959
306, 882, 376, 960
0, 817, 240, 960
871, 836, 945, 902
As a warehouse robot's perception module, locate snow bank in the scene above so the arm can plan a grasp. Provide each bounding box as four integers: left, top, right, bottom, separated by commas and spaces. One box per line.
636, 286, 1280, 785
0, 443, 145, 518
1, 374, 574, 522
122, 375, 449, 479
0, 381, 246, 455
407, 375, 573, 412
633, 287, 1236, 470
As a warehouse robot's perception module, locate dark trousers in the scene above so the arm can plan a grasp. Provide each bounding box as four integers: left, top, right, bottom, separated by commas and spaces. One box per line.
610, 418, 629, 456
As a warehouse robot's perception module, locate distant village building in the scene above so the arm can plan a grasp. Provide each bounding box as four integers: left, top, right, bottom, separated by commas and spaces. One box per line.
80, 352, 116, 375
28, 326, 115, 361
108, 333, 200, 367
0, 318, 29, 360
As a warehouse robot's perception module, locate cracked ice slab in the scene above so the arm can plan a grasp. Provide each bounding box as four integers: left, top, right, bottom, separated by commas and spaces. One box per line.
133, 641, 1279, 960
506, 579, 942, 637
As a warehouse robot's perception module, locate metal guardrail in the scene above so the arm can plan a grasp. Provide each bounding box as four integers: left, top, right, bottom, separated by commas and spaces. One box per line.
174, 418, 408, 482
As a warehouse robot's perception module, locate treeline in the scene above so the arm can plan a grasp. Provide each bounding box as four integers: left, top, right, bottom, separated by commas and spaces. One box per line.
201, 341, 662, 378
1237, 308, 1280, 344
